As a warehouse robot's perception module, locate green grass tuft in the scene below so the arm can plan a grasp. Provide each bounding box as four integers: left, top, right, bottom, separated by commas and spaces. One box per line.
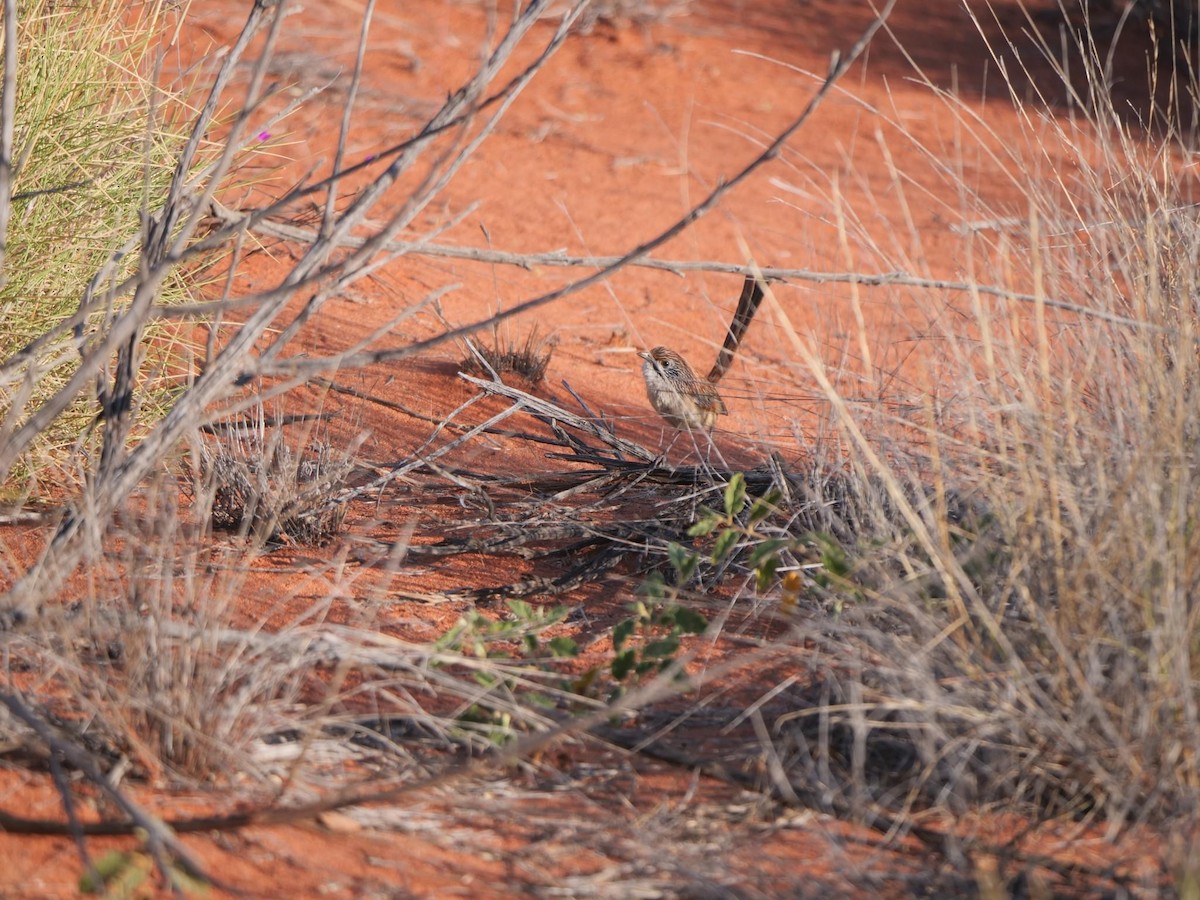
0, 1, 199, 490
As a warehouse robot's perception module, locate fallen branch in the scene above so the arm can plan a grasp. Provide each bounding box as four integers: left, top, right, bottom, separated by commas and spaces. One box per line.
0, 691, 220, 892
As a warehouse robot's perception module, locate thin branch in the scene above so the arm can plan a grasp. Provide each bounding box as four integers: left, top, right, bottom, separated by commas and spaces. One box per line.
215, 215, 1141, 327
48, 751, 102, 892
1, 0, 888, 628
0, 1, 306, 615
0, 691, 219, 892
176, 1, 585, 268
458, 372, 656, 461
0, 1, 288, 478
163, 0, 291, 262
244, 0, 923, 384
0, 0, 16, 290
0, 652, 726, 843
322, 0, 374, 239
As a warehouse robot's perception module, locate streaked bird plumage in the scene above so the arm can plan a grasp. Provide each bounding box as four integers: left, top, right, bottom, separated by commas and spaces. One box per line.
638, 346, 727, 432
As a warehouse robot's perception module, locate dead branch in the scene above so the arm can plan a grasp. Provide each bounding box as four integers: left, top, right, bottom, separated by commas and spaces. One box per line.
0, 690, 220, 892
0, 0, 15, 291
211, 213, 1141, 327
232, 1, 900, 384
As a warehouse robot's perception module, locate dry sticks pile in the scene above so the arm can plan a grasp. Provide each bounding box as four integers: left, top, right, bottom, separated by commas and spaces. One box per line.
349, 372, 855, 606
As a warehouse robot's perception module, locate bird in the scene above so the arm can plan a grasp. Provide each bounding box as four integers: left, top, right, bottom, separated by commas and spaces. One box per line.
638, 346, 728, 432
638, 275, 766, 433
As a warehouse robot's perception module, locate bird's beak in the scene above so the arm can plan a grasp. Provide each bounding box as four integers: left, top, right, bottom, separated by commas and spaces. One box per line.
637, 350, 651, 361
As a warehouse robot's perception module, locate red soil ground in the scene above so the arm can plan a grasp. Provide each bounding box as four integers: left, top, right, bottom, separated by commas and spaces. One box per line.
0, 0, 1179, 896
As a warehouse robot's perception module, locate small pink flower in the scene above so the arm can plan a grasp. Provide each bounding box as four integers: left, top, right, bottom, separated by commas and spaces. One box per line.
256, 130, 271, 142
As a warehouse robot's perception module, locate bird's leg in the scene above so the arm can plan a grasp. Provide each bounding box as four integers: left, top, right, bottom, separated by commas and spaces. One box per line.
698, 429, 727, 475
652, 429, 681, 470
678, 426, 720, 476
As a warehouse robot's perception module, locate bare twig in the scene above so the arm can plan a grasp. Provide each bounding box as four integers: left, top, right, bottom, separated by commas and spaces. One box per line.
0, 0, 287, 480
237, 0, 911, 384
322, 0, 375, 239
0, 690, 218, 892
48, 750, 103, 893
0, 650, 730, 844
459, 372, 656, 461
213, 217, 1139, 327
0, 0, 14, 290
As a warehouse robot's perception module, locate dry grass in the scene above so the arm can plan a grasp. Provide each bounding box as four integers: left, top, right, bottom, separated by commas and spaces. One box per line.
0, 0, 603, 887
197, 426, 354, 546
460, 327, 555, 387
0, 1, 203, 489
1, 0, 1197, 894
5, 471, 555, 789
698, 2, 1200, 886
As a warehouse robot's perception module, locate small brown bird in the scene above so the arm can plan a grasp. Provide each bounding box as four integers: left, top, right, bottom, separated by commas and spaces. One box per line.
638, 277, 766, 435
638, 346, 728, 432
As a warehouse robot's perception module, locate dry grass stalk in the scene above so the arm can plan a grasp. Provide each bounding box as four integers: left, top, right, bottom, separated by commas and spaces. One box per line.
200, 431, 352, 546
460, 328, 555, 387
19, 0, 1191, 893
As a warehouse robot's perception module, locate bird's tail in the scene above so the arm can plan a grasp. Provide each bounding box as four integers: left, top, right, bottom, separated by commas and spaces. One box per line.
707, 274, 766, 383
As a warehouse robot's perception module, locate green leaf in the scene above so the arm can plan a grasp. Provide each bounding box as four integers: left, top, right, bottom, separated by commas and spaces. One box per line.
612, 618, 636, 653
571, 666, 601, 695
818, 535, 850, 577
169, 862, 211, 897
678, 554, 699, 582
712, 528, 738, 563
643, 636, 681, 658
432, 620, 468, 653
667, 542, 698, 582
666, 541, 687, 572
747, 538, 788, 569
548, 636, 578, 658
724, 472, 747, 517
506, 598, 533, 621
637, 571, 665, 601
748, 490, 782, 526
688, 513, 721, 537
674, 607, 708, 634
80, 850, 152, 897
80, 851, 132, 893
755, 556, 780, 592
611, 648, 637, 680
